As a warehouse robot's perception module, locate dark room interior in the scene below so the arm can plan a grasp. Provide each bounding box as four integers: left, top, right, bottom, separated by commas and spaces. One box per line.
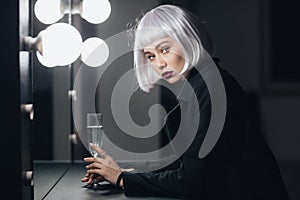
1, 0, 300, 199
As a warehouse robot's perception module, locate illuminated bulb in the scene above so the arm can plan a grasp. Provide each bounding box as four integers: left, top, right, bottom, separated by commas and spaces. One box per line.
36, 51, 56, 68
38, 23, 82, 67
81, 0, 111, 24
81, 37, 109, 67
34, 0, 63, 24
34, 0, 111, 25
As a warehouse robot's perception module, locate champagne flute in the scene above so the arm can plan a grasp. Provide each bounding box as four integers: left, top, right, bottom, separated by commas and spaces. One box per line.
86, 113, 104, 189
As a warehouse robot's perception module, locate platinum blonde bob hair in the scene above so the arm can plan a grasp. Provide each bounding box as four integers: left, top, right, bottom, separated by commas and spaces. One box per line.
131, 4, 212, 92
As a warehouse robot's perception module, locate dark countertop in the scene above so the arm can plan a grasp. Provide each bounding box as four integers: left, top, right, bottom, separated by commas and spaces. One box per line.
33, 160, 300, 200
34, 161, 177, 200
34, 161, 71, 200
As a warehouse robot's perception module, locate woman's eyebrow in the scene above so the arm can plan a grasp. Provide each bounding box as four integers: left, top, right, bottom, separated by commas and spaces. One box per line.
143, 51, 153, 56
143, 41, 171, 55
155, 41, 170, 49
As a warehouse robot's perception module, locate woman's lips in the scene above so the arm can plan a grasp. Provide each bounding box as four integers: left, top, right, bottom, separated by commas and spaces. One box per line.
162, 71, 173, 79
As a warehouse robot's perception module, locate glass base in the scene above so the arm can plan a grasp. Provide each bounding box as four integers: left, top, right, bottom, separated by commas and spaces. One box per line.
84, 182, 106, 190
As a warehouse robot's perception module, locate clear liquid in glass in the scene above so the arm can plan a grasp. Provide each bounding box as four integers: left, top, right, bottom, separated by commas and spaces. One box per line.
87, 125, 103, 157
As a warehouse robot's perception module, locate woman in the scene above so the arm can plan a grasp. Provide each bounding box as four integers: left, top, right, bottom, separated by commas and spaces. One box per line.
81, 4, 289, 199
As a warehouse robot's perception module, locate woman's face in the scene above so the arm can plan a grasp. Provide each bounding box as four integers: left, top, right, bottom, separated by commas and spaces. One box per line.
143, 37, 187, 84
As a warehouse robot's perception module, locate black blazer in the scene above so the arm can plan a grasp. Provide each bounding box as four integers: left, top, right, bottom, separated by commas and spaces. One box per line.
122, 59, 289, 200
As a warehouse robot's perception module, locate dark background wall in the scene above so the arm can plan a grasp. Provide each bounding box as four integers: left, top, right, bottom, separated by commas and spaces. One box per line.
174, 0, 300, 162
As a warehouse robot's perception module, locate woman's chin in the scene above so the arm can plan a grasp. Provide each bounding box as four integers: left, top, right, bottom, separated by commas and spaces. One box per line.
165, 76, 182, 84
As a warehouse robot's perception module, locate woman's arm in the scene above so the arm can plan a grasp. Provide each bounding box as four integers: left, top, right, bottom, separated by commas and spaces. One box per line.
121, 82, 213, 198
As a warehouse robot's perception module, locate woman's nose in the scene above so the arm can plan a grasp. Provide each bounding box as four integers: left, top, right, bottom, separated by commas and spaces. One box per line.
157, 57, 167, 69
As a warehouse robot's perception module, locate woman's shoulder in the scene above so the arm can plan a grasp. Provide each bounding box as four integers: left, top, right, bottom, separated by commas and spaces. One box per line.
217, 65, 246, 101
191, 58, 246, 98
186, 58, 247, 114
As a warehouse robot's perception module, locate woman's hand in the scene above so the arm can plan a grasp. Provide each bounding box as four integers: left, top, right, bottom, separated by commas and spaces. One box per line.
81, 172, 104, 185
83, 144, 123, 186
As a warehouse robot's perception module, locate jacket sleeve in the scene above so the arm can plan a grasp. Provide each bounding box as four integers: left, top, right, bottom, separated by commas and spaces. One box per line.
122, 81, 212, 198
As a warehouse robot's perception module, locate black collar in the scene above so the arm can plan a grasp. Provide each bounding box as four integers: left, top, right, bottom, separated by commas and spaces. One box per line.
176, 57, 221, 102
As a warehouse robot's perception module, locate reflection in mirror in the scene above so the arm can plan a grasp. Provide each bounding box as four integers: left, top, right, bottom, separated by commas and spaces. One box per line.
32, 0, 73, 198
32, 0, 160, 199
32, 0, 72, 162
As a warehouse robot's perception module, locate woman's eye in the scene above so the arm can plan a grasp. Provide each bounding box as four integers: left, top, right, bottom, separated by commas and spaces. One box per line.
147, 55, 155, 61
161, 47, 169, 54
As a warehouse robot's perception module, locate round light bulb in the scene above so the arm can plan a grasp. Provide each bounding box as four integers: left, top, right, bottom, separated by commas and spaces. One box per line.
34, 0, 63, 24
81, 0, 111, 24
38, 23, 82, 67
81, 37, 109, 67
36, 51, 56, 67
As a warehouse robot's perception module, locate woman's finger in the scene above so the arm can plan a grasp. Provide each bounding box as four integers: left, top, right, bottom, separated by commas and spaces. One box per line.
81, 176, 89, 182
86, 162, 105, 176
87, 173, 94, 185
84, 157, 106, 165
84, 174, 105, 184
83, 157, 96, 163
81, 172, 92, 182
84, 156, 105, 163
95, 175, 105, 182
87, 168, 103, 175
83, 172, 89, 177
86, 162, 103, 170
89, 144, 109, 158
